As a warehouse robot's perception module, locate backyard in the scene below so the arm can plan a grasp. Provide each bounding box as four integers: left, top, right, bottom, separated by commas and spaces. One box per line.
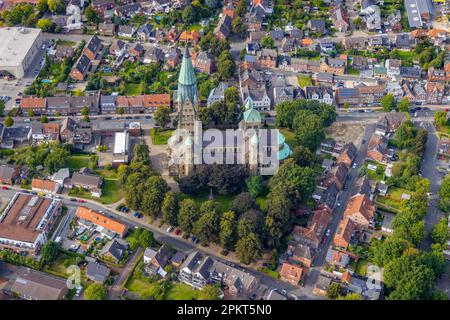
68, 154, 91, 170
150, 129, 174, 145
375, 187, 410, 212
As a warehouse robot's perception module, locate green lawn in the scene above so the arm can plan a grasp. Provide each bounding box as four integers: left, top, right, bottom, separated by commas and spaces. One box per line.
364, 160, 386, 182
260, 267, 279, 279
185, 191, 234, 212
346, 67, 360, 76
375, 187, 410, 212
165, 283, 198, 300
437, 124, 450, 135
297, 75, 312, 88
150, 129, 174, 145
68, 155, 91, 170
355, 260, 368, 277
279, 128, 297, 148
125, 277, 156, 299
123, 83, 142, 96
69, 179, 124, 204
187, 24, 202, 31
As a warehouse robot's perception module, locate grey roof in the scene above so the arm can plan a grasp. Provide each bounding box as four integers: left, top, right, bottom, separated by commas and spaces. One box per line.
100, 95, 116, 107
171, 251, 187, 264
118, 25, 135, 35
86, 262, 111, 283
321, 183, 339, 209
400, 66, 421, 78
2, 126, 31, 141
74, 54, 90, 74
337, 88, 358, 98
86, 36, 101, 54
92, 120, 124, 132
71, 172, 103, 188
101, 239, 127, 261
352, 176, 372, 198
136, 23, 154, 36
305, 86, 334, 99
10, 268, 68, 300
52, 168, 70, 183
0, 164, 17, 180
211, 260, 257, 291
404, 0, 433, 28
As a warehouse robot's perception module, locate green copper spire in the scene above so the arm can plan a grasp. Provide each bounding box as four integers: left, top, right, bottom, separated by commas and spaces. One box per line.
177, 46, 198, 104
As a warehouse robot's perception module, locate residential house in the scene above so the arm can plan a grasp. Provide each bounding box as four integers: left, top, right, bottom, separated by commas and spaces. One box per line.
427, 67, 446, 83
400, 66, 422, 80
0, 165, 20, 185
313, 275, 333, 297
86, 262, 111, 283
305, 86, 334, 105
242, 86, 271, 111
69, 171, 103, 197
164, 47, 181, 70
7, 268, 69, 300
170, 251, 187, 268
319, 162, 348, 190
179, 251, 214, 289
1, 126, 32, 149
385, 59, 401, 77
367, 133, 388, 163
51, 168, 70, 186
351, 56, 368, 71
76, 206, 127, 238
223, 2, 236, 18
331, 6, 349, 32
192, 51, 216, 74
83, 36, 103, 61
290, 58, 321, 73
31, 178, 61, 194
256, 49, 277, 68
100, 239, 128, 263
143, 244, 172, 278
376, 113, 407, 135
46, 95, 100, 116
128, 43, 145, 57
287, 243, 313, 268
307, 20, 327, 35
279, 262, 305, 286
336, 142, 357, 168
344, 194, 375, 229
361, 4, 382, 31
333, 218, 356, 250
116, 94, 171, 114
343, 37, 367, 50
115, 3, 141, 19
292, 204, 332, 249
31, 123, 60, 144
214, 14, 232, 40
320, 57, 346, 75
352, 176, 372, 199
395, 34, 414, 49
98, 23, 115, 36
117, 25, 136, 38
425, 82, 445, 104
210, 260, 259, 297
136, 23, 155, 42
109, 40, 127, 57
20, 97, 47, 116
143, 47, 164, 64
100, 95, 116, 114
69, 54, 91, 81
207, 82, 228, 107
273, 86, 294, 106
178, 30, 200, 44
325, 248, 352, 268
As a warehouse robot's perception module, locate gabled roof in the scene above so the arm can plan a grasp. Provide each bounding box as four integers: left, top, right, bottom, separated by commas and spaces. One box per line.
344, 194, 375, 224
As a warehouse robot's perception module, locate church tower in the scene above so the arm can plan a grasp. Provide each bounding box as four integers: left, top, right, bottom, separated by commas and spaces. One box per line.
177, 46, 199, 133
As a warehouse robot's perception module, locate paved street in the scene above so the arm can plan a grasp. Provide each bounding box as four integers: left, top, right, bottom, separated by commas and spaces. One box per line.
301, 122, 376, 295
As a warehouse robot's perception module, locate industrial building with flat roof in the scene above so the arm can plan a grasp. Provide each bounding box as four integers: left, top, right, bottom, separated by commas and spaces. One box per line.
0, 27, 43, 79
0, 192, 62, 255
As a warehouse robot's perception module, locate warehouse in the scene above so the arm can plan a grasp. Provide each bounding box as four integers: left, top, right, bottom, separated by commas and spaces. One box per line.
0, 27, 43, 79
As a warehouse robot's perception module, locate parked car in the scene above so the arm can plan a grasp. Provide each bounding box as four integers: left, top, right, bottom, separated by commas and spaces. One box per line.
174, 228, 181, 235
1, 186, 9, 190
166, 226, 174, 233
78, 199, 86, 203
70, 198, 77, 202
75, 286, 83, 297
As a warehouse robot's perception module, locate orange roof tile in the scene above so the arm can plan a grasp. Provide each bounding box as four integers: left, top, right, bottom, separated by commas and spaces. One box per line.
302, 38, 313, 46
20, 97, 46, 109
76, 206, 127, 236
142, 94, 171, 107
31, 179, 57, 192
280, 262, 304, 284
344, 194, 375, 223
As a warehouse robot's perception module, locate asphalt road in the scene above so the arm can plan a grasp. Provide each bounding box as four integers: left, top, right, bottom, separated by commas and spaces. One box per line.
301, 122, 376, 293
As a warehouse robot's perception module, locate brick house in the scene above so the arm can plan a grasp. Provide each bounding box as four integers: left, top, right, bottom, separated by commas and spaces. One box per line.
280, 262, 305, 286
344, 194, 375, 230
319, 162, 348, 191
336, 142, 357, 168
333, 218, 356, 250
256, 49, 277, 68
367, 134, 388, 163
20, 97, 47, 115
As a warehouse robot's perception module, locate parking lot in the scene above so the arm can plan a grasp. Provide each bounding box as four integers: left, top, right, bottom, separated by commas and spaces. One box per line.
0, 39, 52, 111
